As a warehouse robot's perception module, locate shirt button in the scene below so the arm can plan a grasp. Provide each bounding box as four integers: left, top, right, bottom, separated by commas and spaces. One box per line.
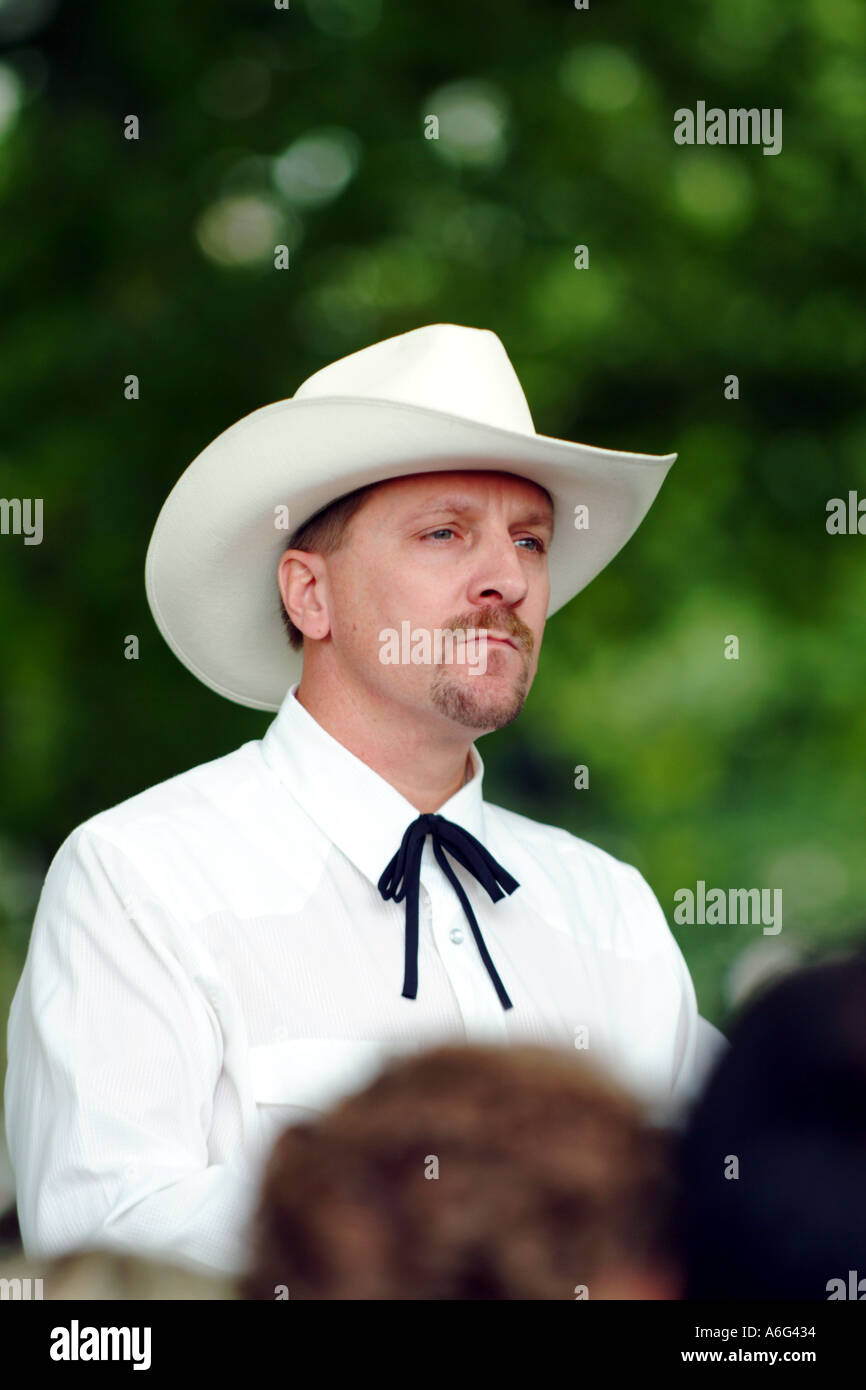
449, 928, 464, 945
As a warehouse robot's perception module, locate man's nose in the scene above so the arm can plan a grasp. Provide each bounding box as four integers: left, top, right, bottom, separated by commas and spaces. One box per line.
466, 531, 529, 609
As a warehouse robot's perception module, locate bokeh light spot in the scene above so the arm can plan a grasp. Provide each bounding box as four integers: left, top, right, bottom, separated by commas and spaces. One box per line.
272, 127, 361, 208
0, 63, 23, 140
425, 80, 508, 169
673, 152, 755, 233
195, 194, 298, 268
559, 43, 643, 112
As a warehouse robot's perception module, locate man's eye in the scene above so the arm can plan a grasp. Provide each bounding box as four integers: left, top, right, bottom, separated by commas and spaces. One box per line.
420, 529, 544, 550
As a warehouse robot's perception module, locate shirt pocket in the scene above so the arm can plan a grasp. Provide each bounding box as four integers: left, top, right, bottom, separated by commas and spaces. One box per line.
247, 1037, 393, 1114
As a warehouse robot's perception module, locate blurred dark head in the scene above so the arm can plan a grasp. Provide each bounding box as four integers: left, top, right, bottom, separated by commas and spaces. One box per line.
243, 1043, 679, 1300
676, 950, 866, 1299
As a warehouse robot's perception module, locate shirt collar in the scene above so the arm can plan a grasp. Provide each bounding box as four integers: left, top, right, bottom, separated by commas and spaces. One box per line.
259, 685, 488, 890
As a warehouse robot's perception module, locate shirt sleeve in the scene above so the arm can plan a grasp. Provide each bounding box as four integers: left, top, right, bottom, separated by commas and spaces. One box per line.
656, 920, 729, 1110
616, 863, 729, 1112
3, 823, 257, 1276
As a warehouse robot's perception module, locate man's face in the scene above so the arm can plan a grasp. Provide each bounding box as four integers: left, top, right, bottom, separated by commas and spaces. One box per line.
320, 470, 553, 732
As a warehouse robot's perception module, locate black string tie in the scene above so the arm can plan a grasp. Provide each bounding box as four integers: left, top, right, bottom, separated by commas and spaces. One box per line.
378, 812, 519, 1011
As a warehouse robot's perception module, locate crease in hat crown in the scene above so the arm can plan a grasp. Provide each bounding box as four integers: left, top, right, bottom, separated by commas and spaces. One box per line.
145, 321, 677, 710
292, 324, 536, 434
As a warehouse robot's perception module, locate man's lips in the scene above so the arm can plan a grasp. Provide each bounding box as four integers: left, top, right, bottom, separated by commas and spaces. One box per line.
484, 633, 519, 650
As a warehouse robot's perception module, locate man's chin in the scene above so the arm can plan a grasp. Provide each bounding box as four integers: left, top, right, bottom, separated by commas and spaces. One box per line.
429, 670, 530, 731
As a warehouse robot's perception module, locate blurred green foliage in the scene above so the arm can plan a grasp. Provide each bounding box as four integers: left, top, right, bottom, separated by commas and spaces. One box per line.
1, 0, 866, 1064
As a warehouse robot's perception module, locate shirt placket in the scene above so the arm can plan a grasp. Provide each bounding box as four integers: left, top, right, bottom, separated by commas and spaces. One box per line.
420, 842, 511, 1044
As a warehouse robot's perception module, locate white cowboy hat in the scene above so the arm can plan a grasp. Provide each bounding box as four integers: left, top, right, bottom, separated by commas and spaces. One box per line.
145, 323, 676, 711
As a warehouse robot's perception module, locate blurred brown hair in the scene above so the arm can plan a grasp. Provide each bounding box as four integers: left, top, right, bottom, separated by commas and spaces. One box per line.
243, 1043, 677, 1300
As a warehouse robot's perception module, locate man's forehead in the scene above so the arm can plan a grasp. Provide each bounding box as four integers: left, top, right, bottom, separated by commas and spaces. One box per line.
373, 469, 553, 516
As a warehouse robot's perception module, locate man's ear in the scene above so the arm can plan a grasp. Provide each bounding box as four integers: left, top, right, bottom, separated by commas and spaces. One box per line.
277, 549, 331, 642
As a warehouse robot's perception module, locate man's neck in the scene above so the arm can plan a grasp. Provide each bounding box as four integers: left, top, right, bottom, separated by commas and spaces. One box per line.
294, 677, 474, 813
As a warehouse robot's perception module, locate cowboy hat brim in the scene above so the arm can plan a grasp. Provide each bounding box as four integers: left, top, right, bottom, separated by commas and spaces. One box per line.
145, 395, 675, 711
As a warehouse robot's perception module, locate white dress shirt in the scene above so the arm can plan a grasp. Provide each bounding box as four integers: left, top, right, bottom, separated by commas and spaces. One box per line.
4, 686, 725, 1275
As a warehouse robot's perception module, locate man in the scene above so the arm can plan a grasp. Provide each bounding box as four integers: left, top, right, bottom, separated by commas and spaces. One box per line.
5, 324, 725, 1276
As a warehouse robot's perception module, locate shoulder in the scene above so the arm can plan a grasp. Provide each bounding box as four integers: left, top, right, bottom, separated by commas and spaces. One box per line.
44, 740, 267, 888
485, 800, 645, 887
86, 740, 262, 836
484, 800, 670, 952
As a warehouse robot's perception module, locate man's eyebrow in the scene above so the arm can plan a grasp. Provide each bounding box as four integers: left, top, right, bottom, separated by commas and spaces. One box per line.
517, 509, 555, 529
404, 497, 554, 527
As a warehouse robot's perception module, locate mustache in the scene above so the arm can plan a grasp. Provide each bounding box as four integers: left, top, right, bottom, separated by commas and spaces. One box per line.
443, 606, 535, 656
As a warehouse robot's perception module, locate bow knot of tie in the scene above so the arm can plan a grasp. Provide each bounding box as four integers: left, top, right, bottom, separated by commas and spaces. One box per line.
378, 813, 519, 1010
